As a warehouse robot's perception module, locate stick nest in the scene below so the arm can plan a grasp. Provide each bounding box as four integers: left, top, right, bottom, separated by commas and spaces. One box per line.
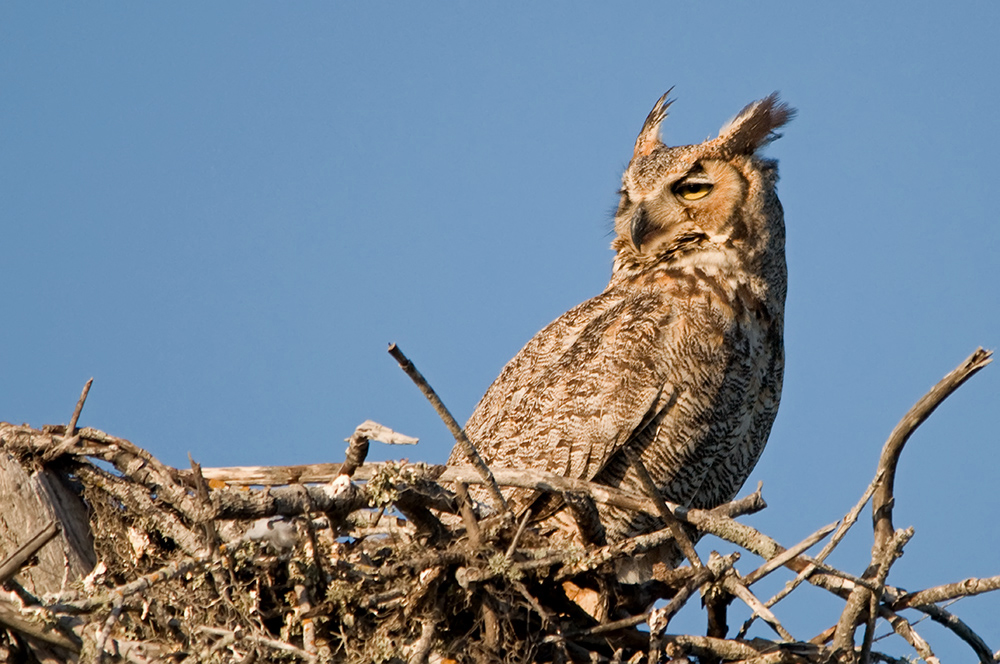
0, 348, 995, 664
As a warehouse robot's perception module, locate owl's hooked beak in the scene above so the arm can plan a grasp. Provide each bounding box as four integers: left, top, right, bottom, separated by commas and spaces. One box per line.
629, 205, 651, 252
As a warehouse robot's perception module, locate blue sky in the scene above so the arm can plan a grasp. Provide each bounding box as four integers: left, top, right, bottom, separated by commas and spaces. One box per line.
3, 3, 998, 658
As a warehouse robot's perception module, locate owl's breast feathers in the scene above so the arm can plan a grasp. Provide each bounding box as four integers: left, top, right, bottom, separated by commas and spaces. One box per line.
455, 263, 783, 530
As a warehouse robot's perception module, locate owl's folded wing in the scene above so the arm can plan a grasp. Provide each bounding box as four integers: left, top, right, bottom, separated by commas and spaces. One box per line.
462, 285, 678, 513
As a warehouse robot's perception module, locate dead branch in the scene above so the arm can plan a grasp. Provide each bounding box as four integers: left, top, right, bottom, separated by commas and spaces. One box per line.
0, 601, 81, 653
388, 342, 510, 515
742, 521, 836, 587
882, 609, 940, 664
833, 527, 912, 659
739, 479, 879, 639
341, 420, 418, 478
0, 521, 59, 584
891, 574, 1000, 609
66, 378, 93, 438
0, 346, 993, 663
721, 575, 794, 642
871, 348, 992, 554
626, 447, 702, 567
897, 601, 995, 664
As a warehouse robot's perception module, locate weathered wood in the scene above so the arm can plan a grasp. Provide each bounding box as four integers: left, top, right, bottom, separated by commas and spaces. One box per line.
0, 453, 94, 595
0, 344, 993, 663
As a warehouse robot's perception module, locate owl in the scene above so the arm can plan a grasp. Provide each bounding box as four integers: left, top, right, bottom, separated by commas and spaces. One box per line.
451, 92, 793, 556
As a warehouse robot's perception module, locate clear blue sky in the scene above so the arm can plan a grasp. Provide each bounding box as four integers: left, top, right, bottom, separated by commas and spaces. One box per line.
3, 3, 998, 658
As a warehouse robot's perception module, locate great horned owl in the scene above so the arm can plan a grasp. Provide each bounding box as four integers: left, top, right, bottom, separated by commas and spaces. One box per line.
451, 92, 793, 551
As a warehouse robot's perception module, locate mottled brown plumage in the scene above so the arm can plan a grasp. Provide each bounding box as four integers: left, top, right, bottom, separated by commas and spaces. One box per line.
450, 93, 793, 561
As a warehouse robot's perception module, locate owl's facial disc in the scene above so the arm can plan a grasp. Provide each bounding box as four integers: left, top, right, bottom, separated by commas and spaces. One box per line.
628, 162, 725, 253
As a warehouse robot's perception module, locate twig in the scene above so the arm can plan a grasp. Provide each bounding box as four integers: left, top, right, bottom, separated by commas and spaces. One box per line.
0, 521, 60, 584
863, 528, 915, 660
39, 434, 82, 463
455, 483, 483, 549
351, 420, 419, 446
198, 625, 316, 661
872, 348, 992, 555
94, 595, 123, 663
718, 482, 768, 518
571, 554, 738, 639
868, 526, 915, 660
660, 635, 768, 661
742, 521, 837, 587
342, 421, 417, 478
722, 575, 794, 642
891, 574, 1000, 609
833, 528, 913, 660
903, 602, 994, 664
882, 609, 940, 664
189, 454, 221, 549
388, 343, 510, 514
67, 378, 93, 437
742, 473, 883, 641
625, 448, 702, 567
553, 527, 673, 581
505, 507, 533, 560
0, 601, 82, 652
514, 579, 556, 625
193, 462, 767, 522
656, 554, 738, 633
296, 581, 317, 656
408, 617, 437, 664
52, 555, 207, 613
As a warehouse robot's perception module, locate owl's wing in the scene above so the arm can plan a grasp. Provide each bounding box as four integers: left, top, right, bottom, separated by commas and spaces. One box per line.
460, 283, 677, 512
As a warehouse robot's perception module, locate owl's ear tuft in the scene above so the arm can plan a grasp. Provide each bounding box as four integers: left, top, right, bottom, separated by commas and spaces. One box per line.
633, 89, 674, 159
716, 92, 795, 155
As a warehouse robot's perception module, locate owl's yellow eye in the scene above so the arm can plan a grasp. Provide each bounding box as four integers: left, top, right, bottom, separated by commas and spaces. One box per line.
673, 181, 713, 201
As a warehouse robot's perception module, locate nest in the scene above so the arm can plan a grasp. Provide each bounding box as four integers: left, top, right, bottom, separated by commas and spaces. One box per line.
0, 347, 995, 664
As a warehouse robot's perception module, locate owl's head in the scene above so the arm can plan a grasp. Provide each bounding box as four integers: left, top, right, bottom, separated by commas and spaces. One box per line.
612, 92, 794, 274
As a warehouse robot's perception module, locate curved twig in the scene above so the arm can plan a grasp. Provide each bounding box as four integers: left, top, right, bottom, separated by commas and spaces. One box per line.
871, 348, 992, 555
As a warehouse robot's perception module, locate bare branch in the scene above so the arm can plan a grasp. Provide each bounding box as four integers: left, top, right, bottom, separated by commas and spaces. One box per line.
903, 602, 995, 664
0, 521, 59, 585
388, 343, 510, 515
505, 507, 533, 560
408, 617, 437, 664
0, 601, 81, 652
882, 609, 940, 664
198, 625, 317, 661
572, 553, 737, 639
651, 558, 728, 632
722, 575, 794, 642
742, 521, 836, 587
833, 528, 913, 659
625, 447, 702, 567
891, 574, 1000, 609
94, 595, 123, 663
67, 378, 93, 437
349, 420, 419, 447
454, 483, 483, 549
743, 472, 883, 642
872, 348, 992, 554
